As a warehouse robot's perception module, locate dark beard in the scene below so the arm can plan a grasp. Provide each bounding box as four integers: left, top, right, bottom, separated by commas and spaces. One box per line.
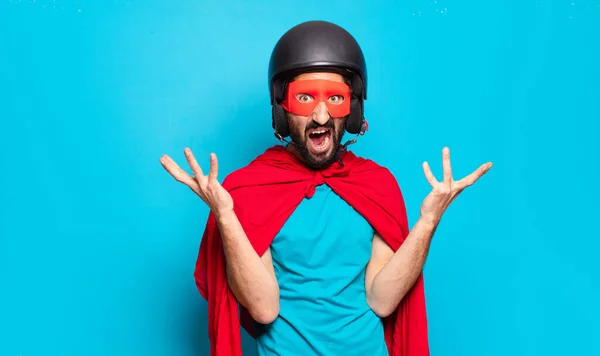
288, 118, 345, 170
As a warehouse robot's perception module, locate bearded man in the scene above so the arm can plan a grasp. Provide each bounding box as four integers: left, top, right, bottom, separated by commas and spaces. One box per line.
160, 20, 492, 356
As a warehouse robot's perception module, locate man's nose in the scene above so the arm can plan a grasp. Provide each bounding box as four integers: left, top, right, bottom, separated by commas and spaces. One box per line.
310, 102, 331, 125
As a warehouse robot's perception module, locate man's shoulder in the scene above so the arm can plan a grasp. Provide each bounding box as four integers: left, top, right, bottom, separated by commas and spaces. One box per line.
345, 151, 404, 190
220, 145, 284, 188
219, 159, 258, 188
347, 151, 396, 174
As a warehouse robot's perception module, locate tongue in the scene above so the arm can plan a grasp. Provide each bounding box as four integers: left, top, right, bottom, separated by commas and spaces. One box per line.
310, 132, 327, 146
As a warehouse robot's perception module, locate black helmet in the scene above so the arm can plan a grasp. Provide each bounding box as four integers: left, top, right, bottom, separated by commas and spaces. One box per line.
268, 20, 368, 138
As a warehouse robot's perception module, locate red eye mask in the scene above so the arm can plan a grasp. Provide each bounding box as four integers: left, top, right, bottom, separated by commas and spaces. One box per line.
281, 79, 351, 118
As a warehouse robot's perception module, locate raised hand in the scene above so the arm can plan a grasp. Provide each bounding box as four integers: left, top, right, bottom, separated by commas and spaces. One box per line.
420, 147, 492, 226
159, 148, 234, 219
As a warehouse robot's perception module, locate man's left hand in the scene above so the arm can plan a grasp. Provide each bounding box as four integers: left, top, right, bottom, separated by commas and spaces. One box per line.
419, 147, 492, 227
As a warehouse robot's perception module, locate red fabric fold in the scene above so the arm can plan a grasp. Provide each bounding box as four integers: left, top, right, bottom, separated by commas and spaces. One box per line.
194, 145, 429, 356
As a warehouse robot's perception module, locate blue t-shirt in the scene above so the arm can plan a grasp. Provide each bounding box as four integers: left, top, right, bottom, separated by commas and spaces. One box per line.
255, 183, 388, 356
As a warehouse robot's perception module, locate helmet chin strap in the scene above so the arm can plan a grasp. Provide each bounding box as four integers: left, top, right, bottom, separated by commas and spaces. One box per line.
274, 131, 293, 146
340, 119, 368, 152
274, 119, 367, 167
275, 118, 368, 152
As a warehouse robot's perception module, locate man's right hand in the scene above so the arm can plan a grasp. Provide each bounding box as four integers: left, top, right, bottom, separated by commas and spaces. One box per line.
161, 148, 280, 323
160, 148, 234, 219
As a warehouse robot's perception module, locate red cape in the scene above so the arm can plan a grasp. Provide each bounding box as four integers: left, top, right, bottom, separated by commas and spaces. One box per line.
194, 145, 429, 356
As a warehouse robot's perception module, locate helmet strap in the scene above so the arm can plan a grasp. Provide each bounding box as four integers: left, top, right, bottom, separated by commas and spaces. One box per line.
341, 118, 368, 152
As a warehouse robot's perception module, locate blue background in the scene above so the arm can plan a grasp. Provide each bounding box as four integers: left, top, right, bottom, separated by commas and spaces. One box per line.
1, 0, 598, 355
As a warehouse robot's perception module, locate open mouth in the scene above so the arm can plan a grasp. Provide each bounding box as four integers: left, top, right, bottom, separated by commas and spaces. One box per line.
307, 128, 332, 153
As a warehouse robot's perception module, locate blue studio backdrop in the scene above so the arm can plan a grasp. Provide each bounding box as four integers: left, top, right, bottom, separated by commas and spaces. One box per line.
1, 1, 599, 355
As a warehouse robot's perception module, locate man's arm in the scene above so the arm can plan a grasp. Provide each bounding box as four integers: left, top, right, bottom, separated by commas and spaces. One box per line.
365, 217, 436, 318
364, 147, 492, 317
217, 210, 280, 324
159, 149, 281, 324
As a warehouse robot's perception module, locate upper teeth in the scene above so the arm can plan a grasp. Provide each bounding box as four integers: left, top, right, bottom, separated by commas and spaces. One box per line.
312, 130, 327, 134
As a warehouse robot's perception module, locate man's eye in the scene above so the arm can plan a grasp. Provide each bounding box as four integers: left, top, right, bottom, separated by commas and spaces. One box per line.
295, 94, 314, 103
328, 95, 344, 104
